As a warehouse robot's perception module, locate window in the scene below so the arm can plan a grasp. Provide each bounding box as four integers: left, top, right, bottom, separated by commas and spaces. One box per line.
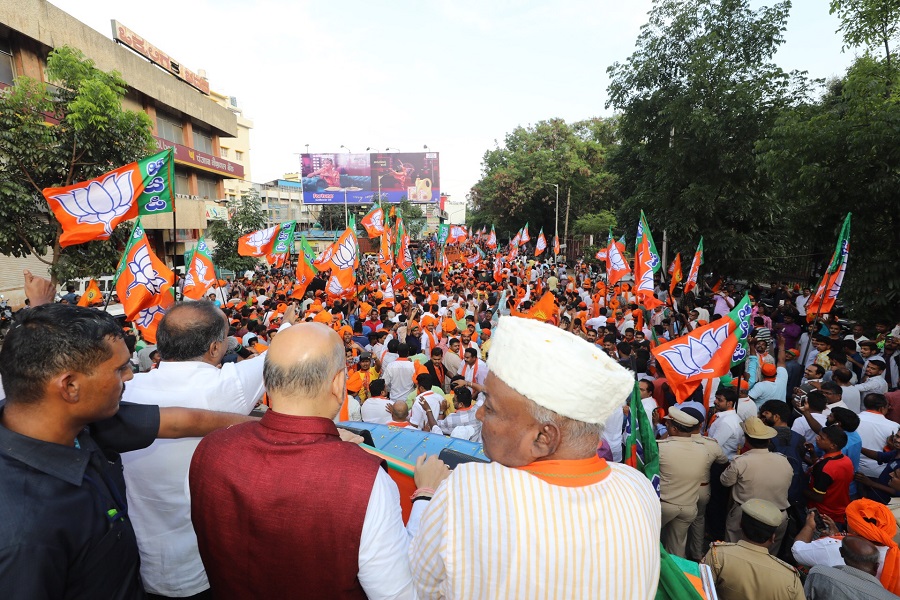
174, 170, 190, 196
193, 128, 213, 154
157, 112, 184, 144
219, 147, 229, 159
235, 151, 244, 161
0, 35, 13, 86
197, 176, 218, 200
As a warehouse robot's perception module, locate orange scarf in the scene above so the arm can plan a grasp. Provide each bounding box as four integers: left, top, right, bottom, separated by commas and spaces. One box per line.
423, 329, 437, 350
515, 456, 610, 487
846, 499, 900, 594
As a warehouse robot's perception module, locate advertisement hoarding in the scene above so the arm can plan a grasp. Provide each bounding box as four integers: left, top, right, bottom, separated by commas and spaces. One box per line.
300, 152, 439, 205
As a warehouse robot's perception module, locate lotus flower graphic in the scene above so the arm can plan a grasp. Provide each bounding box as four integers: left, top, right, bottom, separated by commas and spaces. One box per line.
247, 226, 278, 254
370, 211, 384, 231
126, 245, 168, 297
136, 303, 167, 328
315, 245, 334, 266
658, 323, 730, 378
608, 245, 627, 271
327, 275, 345, 295
638, 262, 655, 292
193, 258, 213, 287
333, 236, 357, 270
50, 170, 136, 237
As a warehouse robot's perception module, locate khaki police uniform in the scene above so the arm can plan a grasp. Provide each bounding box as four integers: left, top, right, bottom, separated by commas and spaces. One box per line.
720, 448, 793, 554
703, 540, 804, 600
658, 425, 727, 558
686, 433, 728, 560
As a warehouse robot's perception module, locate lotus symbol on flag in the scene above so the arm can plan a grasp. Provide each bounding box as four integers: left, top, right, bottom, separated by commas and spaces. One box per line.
658, 323, 730, 378
327, 275, 345, 295
639, 257, 655, 292
609, 246, 627, 271
193, 258, 213, 287
404, 245, 413, 266
248, 226, 277, 254
50, 171, 136, 237
333, 236, 357, 270
315, 245, 334, 266
371, 211, 383, 230
135, 303, 166, 328
126, 245, 168, 297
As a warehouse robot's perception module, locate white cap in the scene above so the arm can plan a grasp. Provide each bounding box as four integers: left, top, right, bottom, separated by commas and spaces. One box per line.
488, 316, 635, 424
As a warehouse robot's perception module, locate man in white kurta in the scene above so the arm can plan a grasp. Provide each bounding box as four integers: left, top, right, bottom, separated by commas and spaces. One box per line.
408, 316, 661, 599
121, 301, 282, 597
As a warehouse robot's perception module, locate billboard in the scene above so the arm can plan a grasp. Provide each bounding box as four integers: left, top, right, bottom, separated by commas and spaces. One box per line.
300, 152, 439, 205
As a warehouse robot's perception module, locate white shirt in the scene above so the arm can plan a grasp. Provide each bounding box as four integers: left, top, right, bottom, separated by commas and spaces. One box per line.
602, 406, 626, 463
121, 357, 266, 596
792, 537, 888, 577
791, 412, 828, 446
336, 395, 362, 422
409, 390, 444, 430
383, 359, 416, 403
360, 396, 393, 425
357, 469, 419, 598
837, 384, 862, 413
460, 358, 488, 387
858, 411, 900, 476
796, 294, 809, 316
407, 461, 660, 599
736, 397, 758, 422
709, 410, 744, 459
822, 401, 850, 417
853, 374, 889, 397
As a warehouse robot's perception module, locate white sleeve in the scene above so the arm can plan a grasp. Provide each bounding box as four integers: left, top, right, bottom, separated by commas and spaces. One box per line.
791, 538, 842, 568
219, 354, 266, 413
357, 469, 418, 599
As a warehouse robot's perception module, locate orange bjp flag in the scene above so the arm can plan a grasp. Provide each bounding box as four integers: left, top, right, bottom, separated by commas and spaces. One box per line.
668, 252, 683, 300
133, 290, 175, 344
238, 224, 280, 257
114, 219, 175, 321
77, 279, 104, 307
360, 205, 386, 238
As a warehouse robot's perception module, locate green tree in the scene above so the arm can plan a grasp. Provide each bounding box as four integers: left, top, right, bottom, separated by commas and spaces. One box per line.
398, 197, 425, 239
206, 190, 267, 274
468, 117, 617, 239
760, 5, 900, 320
830, 0, 900, 75
572, 210, 617, 236
0, 46, 155, 284
606, 0, 809, 278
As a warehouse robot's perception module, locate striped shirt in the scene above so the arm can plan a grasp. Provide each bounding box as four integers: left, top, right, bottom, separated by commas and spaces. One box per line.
409, 461, 661, 599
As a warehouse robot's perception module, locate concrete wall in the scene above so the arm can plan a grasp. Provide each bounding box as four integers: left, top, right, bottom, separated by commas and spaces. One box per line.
1, 0, 237, 137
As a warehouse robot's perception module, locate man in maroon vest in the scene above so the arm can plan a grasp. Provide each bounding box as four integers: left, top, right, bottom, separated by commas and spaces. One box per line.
190, 322, 436, 599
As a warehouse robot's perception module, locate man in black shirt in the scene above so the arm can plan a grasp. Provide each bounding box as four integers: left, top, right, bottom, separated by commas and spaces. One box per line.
0, 273, 256, 600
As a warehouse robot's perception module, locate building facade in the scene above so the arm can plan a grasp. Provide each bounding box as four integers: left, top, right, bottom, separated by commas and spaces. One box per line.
0, 0, 246, 300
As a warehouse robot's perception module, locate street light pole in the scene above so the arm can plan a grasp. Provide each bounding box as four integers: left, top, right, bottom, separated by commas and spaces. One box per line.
554, 183, 559, 241
344, 189, 348, 229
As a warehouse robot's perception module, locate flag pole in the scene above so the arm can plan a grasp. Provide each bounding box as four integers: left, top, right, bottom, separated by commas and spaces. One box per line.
172, 194, 181, 301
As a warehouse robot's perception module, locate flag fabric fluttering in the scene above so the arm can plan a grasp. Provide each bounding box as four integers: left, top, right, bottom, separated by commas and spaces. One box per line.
436, 224, 450, 246
807, 213, 851, 320
683, 238, 704, 296
633, 211, 663, 309
519, 223, 530, 246
652, 293, 753, 401
360, 204, 386, 238
534, 229, 547, 256
485, 226, 497, 249
114, 218, 175, 321
605, 229, 631, 286
668, 252, 683, 300
76, 279, 104, 307
623, 381, 661, 497
133, 290, 175, 344
447, 225, 468, 245
182, 236, 217, 300
238, 224, 280, 257
44, 148, 175, 247
271, 221, 296, 256
553, 235, 560, 257
378, 229, 394, 276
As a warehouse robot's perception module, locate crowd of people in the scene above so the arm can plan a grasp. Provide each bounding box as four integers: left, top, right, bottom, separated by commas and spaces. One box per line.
2, 246, 900, 599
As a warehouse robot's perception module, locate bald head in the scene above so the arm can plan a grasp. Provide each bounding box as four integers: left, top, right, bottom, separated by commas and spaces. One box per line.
390, 400, 409, 421
840, 535, 880, 575
157, 301, 228, 361
263, 323, 346, 416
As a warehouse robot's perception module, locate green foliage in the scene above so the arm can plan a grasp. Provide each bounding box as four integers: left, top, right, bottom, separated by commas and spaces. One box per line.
0, 46, 154, 283
468, 117, 617, 237
315, 204, 367, 231
830, 0, 900, 70
606, 0, 811, 278
398, 198, 425, 239
760, 53, 900, 321
206, 191, 267, 274
573, 210, 617, 236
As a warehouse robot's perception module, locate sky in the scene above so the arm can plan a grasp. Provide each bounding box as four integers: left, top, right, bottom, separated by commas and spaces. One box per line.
49, 0, 856, 211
